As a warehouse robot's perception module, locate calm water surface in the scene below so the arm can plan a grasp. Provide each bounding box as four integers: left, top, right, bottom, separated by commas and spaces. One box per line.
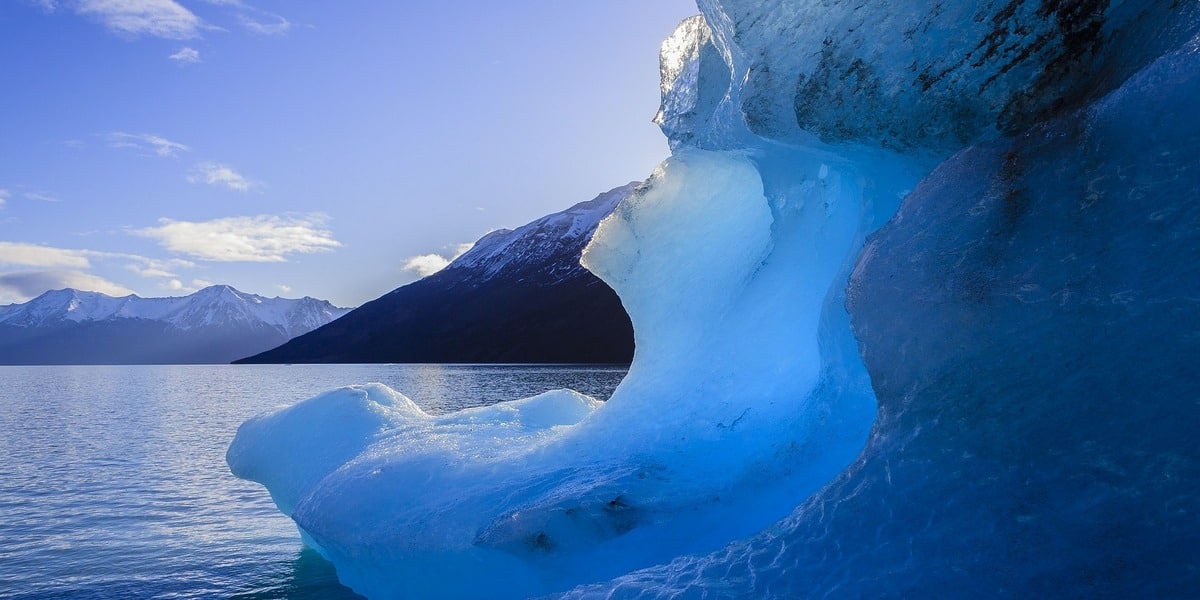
0, 364, 627, 599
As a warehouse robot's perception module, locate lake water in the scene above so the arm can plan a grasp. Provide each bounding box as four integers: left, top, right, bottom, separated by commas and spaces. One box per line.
0, 364, 628, 599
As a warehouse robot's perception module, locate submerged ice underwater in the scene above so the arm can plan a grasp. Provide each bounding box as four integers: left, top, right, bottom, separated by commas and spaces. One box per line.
228, 1, 1200, 598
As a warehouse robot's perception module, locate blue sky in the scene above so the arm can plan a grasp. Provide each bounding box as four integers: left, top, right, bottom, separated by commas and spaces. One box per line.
0, 0, 696, 307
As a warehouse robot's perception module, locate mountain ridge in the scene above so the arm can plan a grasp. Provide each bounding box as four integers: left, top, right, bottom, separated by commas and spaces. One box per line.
0, 285, 351, 364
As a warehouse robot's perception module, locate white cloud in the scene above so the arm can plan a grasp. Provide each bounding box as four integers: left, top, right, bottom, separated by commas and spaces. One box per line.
129, 265, 175, 278
108, 132, 190, 157
123, 256, 193, 279
402, 254, 451, 277
0, 242, 91, 268
0, 245, 205, 302
0, 270, 135, 302
76, 0, 203, 39
0, 242, 201, 275
192, 278, 213, 288
0, 189, 8, 209
188, 161, 255, 191
402, 242, 474, 278
276, 283, 291, 293
168, 46, 201, 63
134, 213, 342, 262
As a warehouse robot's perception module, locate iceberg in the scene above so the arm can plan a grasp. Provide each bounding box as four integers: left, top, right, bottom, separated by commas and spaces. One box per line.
229, 1, 1200, 597
228, 143, 898, 597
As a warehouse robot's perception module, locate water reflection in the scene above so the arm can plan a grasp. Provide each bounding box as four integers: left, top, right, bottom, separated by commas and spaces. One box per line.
394, 363, 628, 413
231, 548, 363, 600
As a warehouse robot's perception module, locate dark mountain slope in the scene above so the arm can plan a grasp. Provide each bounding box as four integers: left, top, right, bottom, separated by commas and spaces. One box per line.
237, 184, 636, 364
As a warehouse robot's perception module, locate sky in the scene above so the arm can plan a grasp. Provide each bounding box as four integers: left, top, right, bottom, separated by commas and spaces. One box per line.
0, 0, 697, 307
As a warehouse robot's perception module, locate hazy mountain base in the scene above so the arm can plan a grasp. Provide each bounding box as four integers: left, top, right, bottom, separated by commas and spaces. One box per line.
0, 320, 294, 365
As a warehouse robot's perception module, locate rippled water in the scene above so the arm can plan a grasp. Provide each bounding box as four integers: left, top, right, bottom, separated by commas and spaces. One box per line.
0, 364, 627, 599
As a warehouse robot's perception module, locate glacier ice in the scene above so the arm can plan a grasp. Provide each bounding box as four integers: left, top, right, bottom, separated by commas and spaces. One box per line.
229, 0, 1200, 597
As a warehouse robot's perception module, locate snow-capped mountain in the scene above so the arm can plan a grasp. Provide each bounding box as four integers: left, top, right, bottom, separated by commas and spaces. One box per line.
238, 184, 637, 364
0, 286, 350, 364
446, 184, 633, 281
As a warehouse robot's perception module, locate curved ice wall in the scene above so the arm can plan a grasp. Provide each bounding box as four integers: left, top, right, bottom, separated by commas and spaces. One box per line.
230, 1, 1200, 598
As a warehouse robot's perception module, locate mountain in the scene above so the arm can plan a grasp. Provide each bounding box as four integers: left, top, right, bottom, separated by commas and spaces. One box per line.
0, 285, 350, 365
237, 183, 636, 364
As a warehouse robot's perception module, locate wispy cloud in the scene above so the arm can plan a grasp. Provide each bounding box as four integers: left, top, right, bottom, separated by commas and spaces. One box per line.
27, 0, 58, 12
44, 0, 294, 52
0, 242, 91, 268
0, 243, 208, 302
124, 256, 194, 279
402, 242, 474, 277
0, 241, 208, 292
0, 270, 136, 302
188, 161, 255, 191
168, 46, 201, 64
76, 0, 203, 39
238, 12, 290, 35
24, 191, 59, 202
199, 0, 290, 35
131, 266, 177, 278
0, 186, 61, 204
134, 213, 342, 262
108, 132, 190, 158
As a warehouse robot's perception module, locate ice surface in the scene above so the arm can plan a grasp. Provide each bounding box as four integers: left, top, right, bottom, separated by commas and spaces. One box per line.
230, 0, 1200, 597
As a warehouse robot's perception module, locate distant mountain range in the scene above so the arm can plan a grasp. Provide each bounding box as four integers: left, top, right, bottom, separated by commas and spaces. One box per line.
237, 183, 637, 364
0, 285, 350, 364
